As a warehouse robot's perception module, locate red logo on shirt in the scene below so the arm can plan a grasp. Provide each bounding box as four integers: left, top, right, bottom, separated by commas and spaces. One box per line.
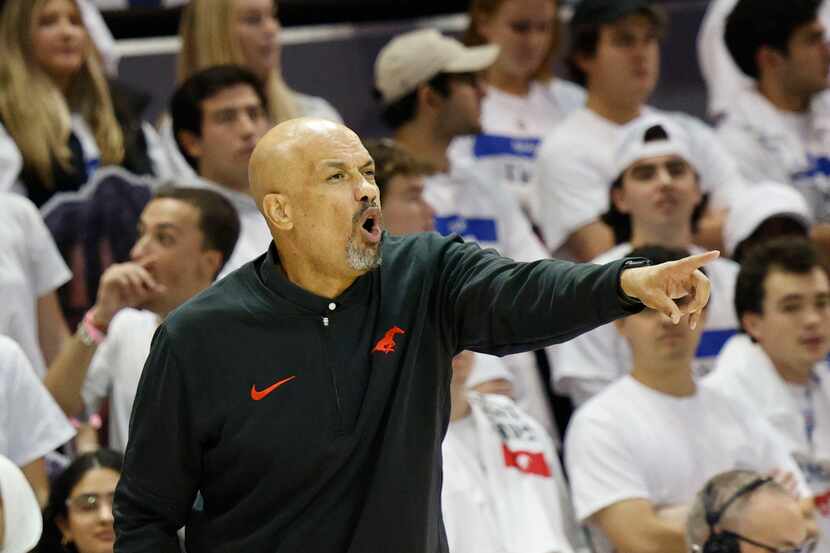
502, 444, 552, 477
816, 489, 830, 517
372, 326, 405, 354
250, 376, 296, 401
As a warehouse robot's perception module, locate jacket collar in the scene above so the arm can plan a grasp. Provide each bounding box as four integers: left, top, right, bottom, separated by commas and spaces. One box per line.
257, 242, 374, 314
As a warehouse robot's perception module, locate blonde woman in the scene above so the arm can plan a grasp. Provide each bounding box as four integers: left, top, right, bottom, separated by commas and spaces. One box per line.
0, 0, 168, 207
162, 0, 342, 178
451, 0, 585, 220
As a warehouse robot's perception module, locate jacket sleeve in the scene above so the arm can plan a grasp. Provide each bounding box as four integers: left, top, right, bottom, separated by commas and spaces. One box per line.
435, 238, 642, 356
114, 324, 202, 553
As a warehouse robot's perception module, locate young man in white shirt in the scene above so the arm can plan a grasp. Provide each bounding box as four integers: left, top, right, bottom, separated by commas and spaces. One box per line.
535, 0, 743, 261
719, 0, 830, 236
553, 119, 740, 405
0, 335, 74, 507
43, 187, 239, 452
706, 238, 830, 553
171, 65, 273, 278
374, 29, 548, 264
698, 0, 830, 120
564, 246, 807, 553
374, 31, 557, 437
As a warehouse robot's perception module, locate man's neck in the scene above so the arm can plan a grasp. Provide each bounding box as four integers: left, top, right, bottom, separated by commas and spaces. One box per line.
486, 68, 531, 97
630, 223, 693, 250
276, 243, 357, 300
394, 121, 452, 174
199, 169, 252, 197
586, 93, 643, 125
758, 78, 811, 113
630, 360, 697, 397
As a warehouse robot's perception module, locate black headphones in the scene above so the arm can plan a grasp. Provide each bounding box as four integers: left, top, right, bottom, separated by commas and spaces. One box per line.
701, 477, 772, 553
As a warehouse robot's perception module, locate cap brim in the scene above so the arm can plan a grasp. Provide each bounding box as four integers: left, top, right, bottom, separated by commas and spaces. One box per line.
444, 44, 500, 74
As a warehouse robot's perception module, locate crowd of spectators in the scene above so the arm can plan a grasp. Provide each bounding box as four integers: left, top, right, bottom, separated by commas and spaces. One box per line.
0, 0, 829, 552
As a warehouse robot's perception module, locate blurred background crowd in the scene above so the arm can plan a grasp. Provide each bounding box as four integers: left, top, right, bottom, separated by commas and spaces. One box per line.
0, 0, 829, 552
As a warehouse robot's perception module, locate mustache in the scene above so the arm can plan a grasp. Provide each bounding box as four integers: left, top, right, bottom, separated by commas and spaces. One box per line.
352, 200, 379, 224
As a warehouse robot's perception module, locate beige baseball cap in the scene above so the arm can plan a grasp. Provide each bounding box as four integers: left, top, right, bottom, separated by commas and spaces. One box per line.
374, 29, 500, 104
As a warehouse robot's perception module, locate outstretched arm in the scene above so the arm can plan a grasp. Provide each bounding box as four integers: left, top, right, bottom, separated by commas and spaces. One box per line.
436, 238, 718, 356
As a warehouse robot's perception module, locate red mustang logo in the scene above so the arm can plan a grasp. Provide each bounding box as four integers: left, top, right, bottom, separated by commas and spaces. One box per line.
372, 326, 405, 354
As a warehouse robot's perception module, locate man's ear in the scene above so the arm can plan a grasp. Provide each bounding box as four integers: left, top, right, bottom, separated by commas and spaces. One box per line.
757, 45, 786, 75
611, 185, 630, 214
574, 51, 596, 81
475, 13, 495, 43
262, 193, 293, 231
418, 82, 445, 112
200, 249, 223, 281
177, 130, 203, 160
741, 311, 763, 342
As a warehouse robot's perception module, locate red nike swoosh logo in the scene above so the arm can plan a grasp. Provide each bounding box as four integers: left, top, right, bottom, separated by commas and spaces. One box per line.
250, 376, 296, 401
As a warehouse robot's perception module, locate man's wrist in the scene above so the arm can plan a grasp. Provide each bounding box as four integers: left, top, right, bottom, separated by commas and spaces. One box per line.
617, 257, 651, 306
77, 309, 109, 347
89, 306, 113, 331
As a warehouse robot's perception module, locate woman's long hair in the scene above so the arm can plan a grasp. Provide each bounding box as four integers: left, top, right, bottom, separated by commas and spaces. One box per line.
38, 449, 124, 553
178, 0, 300, 124
0, 0, 124, 188
463, 0, 561, 83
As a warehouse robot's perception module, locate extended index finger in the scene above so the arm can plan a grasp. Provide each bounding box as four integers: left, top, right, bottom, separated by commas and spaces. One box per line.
673, 250, 720, 273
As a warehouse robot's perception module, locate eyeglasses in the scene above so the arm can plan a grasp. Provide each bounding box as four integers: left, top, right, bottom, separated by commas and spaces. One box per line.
722, 531, 817, 553
65, 492, 115, 514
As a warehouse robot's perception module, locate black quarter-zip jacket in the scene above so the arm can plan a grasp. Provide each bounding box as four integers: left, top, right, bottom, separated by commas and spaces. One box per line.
114, 232, 641, 553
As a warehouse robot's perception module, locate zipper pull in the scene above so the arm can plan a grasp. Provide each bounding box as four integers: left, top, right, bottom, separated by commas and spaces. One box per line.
322, 317, 329, 327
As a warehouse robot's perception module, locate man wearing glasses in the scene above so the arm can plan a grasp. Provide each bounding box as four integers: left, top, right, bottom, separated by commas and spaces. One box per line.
686, 470, 817, 553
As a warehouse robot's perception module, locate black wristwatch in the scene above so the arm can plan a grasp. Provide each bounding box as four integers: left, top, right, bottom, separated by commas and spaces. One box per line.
617, 257, 652, 307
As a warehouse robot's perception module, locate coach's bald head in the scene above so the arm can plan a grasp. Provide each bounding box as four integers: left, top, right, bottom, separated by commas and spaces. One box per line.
249, 118, 383, 296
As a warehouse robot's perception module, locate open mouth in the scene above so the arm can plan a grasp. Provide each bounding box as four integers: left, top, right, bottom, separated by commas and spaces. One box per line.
359, 207, 382, 244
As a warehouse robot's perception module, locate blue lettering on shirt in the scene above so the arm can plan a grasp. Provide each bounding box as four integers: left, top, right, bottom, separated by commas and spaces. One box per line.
696, 328, 738, 358
792, 155, 830, 180
434, 215, 498, 242
473, 134, 541, 160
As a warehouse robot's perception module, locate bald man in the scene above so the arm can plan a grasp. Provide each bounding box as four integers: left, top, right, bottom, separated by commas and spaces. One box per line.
114, 118, 719, 553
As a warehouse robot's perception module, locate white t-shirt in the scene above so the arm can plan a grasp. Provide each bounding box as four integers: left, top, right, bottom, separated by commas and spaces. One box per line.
0, 335, 75, 466
697, 0, 830, 118
535, 107, 745, 253
424, 159, 548, 264
449, 80, 585, 221
183, 176, 272, 278
706, 336, 830, 553
553, 243, 739, 405
565, 374, 807, 553
717, 87, 830, 223
443, 392, 583, 553
0, 193, 72, 377
83, 308, 158, 452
